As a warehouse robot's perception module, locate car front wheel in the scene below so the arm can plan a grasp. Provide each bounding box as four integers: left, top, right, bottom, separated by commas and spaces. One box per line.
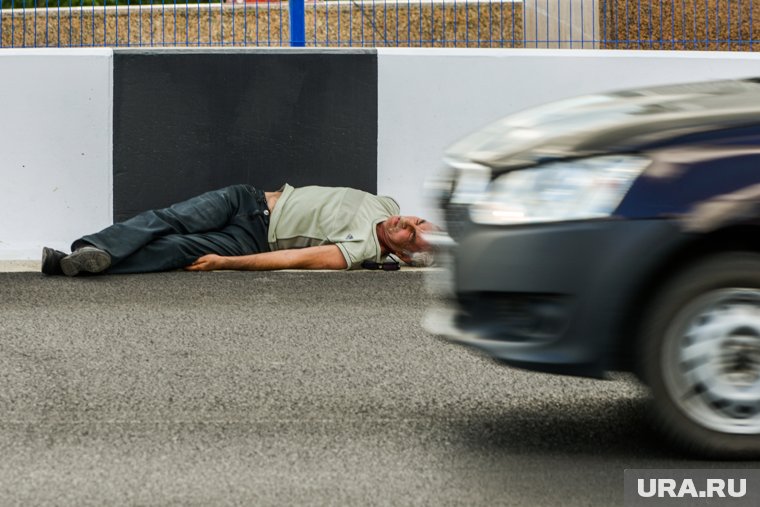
639, 252, 760, 458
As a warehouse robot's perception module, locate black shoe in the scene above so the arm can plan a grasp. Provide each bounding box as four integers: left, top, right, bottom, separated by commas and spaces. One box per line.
60, 246, 111, 277
41, 247, 67, 276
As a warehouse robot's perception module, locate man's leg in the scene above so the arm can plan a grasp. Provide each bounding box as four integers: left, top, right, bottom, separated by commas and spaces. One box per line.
75, 184, 264, 265
106, 229, 264, 274
105, 190, 271, 274
49, 184, 270, 276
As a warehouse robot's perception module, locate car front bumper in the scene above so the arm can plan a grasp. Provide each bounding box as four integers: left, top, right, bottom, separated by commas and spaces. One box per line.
424, 218, 689, 378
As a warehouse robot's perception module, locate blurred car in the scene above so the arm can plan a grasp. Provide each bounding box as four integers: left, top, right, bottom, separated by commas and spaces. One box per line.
423, 78, 760, 458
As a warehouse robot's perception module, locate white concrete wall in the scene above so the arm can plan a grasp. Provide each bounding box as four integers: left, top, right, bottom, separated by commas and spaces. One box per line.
0, 49, 113, 260
377, 49, 760, 221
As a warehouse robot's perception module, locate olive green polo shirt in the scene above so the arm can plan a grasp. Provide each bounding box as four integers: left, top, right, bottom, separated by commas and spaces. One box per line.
267, 184, 400, 269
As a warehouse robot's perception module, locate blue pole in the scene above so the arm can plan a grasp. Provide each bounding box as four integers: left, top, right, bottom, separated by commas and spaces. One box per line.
290, 0, 305, 47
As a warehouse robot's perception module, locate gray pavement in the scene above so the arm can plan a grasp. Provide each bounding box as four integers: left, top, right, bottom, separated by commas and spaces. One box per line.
1, 270, 757, 506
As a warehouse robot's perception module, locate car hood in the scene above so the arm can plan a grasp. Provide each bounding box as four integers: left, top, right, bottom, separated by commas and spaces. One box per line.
446, 78, 760, 170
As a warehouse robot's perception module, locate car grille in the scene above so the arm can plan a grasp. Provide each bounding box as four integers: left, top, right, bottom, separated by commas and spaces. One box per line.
456, 292, 571, 342
444, 203, 471, 243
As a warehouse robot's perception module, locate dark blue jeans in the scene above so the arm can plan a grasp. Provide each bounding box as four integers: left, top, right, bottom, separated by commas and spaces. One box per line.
75, 184, 270, 274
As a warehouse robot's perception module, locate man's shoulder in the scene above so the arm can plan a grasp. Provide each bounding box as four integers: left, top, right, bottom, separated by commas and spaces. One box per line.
375, 195, 400, 215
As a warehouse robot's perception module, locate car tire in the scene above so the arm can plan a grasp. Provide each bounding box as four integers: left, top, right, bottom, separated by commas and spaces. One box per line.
639, 252, 760, 458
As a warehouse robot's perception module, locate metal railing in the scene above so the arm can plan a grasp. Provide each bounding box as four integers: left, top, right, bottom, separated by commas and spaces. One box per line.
1, 0, 758, 50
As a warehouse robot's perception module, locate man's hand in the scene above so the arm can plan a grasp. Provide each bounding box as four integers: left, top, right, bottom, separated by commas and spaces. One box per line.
185, 245, 348, 272
185, 254, 228, 271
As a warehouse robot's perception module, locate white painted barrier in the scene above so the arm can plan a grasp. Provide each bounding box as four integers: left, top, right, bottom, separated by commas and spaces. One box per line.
0, 49, 113, 260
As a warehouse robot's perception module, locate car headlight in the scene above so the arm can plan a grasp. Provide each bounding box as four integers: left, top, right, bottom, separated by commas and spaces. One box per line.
469, 155, 651, 225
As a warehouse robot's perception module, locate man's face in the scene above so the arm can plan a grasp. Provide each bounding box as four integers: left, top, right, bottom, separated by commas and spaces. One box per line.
381, 216, 435, 260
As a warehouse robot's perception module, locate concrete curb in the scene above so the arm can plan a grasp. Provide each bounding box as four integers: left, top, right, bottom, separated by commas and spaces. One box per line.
0, 261, 40, 272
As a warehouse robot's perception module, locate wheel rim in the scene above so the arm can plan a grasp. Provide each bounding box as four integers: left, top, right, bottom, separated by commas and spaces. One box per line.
662, 288, 760, 435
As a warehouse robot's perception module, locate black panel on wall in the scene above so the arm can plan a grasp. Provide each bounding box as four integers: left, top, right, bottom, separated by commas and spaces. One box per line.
113, 49, 378, 221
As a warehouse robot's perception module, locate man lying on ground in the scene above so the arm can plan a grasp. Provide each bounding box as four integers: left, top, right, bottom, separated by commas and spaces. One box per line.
41, 183, 436, 276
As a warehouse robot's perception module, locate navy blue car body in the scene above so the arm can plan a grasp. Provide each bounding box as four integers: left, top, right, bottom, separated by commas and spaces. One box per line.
425, 79, 760, 457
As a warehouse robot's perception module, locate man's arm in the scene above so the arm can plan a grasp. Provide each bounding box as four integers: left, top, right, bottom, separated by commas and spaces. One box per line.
185, 244, 348, 271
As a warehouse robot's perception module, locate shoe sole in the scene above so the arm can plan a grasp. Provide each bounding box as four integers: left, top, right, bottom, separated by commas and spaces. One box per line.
60, 249, 111, 277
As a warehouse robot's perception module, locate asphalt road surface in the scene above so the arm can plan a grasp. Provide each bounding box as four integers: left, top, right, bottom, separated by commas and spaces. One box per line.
1, 270, 758, 506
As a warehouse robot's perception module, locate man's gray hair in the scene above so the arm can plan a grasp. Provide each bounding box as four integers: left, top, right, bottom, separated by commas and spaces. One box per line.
407, 251, 435, 267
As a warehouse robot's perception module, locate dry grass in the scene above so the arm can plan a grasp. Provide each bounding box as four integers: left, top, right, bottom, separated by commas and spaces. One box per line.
0, 1, 523, 48
600, 0, 760, 51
